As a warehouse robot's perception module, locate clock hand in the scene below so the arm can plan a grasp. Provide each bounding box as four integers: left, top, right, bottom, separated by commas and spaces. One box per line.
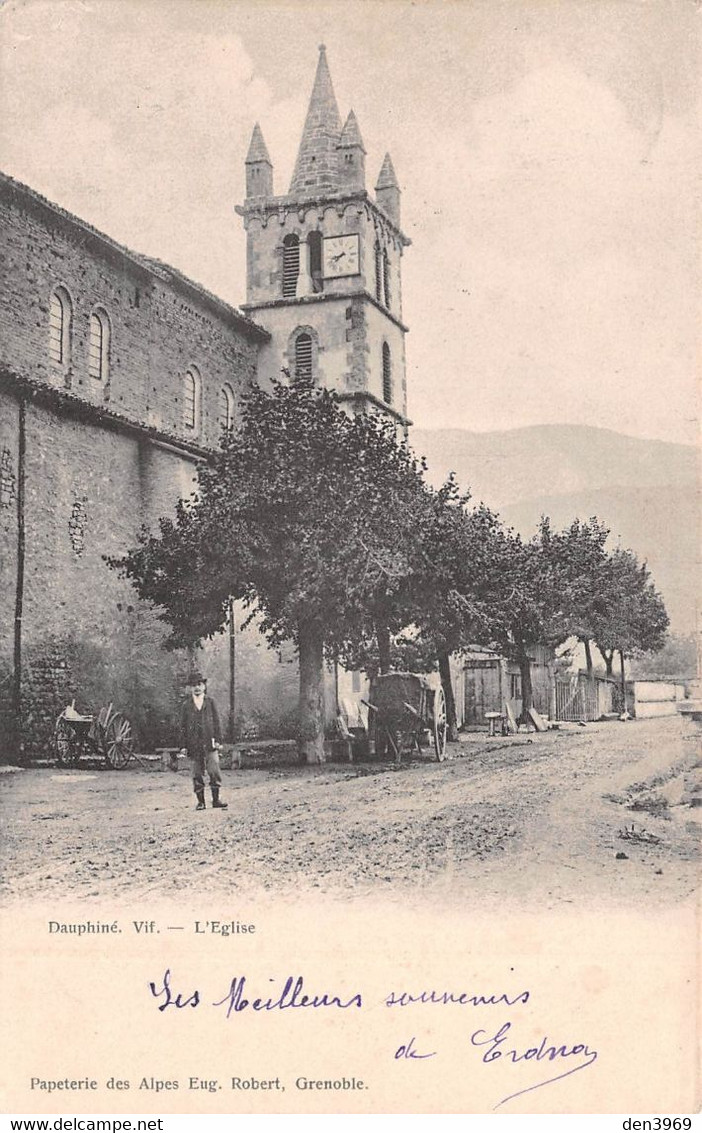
331, 251, 346, 263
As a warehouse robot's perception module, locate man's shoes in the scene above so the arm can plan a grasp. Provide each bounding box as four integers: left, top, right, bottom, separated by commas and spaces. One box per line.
211, 788, 228, 809
195, 790, 206, 811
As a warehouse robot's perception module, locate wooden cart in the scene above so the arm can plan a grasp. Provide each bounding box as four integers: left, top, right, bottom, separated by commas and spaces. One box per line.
364, 671, 447, 764
52, 701, 135, 769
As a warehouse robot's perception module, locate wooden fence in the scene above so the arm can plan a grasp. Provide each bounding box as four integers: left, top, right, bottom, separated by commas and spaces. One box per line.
555, 675, 615, 722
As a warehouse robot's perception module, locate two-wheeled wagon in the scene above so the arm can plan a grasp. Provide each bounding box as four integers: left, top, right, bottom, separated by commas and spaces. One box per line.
52, 701, 135, 769
363, 671, 447, 764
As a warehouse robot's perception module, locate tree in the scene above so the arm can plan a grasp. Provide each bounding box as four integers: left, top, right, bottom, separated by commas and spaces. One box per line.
396, 493, 507, 739
495, 524, 669, 716
483, 519, 603, 718
110, 381, 433, 763
538, 517, 611, 672
336, 472, 510, 739
593, 547, 669, 677
484, 526, 555, 717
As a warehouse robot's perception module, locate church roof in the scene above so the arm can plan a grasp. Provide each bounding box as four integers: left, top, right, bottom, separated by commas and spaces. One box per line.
375, 152, 399, 191
289, 45, 343, 194
338, 110, 366, 153
245, 122, 272, 165
0, 170, 269, 342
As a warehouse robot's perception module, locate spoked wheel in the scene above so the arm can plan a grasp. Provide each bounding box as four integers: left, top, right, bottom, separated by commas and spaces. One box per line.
103, 712, 134, 769
432, 685, 447, 762
53, 715, 80, 767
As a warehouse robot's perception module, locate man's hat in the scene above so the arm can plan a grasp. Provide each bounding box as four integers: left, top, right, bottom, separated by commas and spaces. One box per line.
186, 670, 206, 686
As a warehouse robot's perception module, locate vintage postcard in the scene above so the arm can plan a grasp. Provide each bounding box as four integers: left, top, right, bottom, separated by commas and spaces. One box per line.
0, 0, 699, 1119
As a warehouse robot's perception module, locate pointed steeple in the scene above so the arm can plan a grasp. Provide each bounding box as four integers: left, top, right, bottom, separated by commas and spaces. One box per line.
337, 109, 366, 191
375, 152, 401, 224
245, 123, 273, 198
376, 152, 398, 191
289, 45, 342, 194
246, 122, 272, 165
338, 110, 365, 151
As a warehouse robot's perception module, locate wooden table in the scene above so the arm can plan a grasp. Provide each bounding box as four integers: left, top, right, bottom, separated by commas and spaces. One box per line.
484, 711, 504, 738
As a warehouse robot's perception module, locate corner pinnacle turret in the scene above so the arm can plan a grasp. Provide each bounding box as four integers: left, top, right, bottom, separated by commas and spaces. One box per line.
337, 109, 366, 190
375, 152, 401, 225
245, 123, 273, 198
246, 122, 272, 165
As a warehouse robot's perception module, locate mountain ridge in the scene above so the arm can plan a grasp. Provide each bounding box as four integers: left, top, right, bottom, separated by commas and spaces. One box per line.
410, 424, 698, 634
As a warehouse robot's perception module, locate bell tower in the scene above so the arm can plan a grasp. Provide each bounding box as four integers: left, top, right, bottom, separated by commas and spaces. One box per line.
237, 46, 411, 426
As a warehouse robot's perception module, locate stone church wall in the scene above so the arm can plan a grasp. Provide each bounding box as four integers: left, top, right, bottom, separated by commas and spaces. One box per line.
0, 175, 303, 759
0, 390, 20, 747
0, 387, 307, 759
0, 175, 261, 448
0, 395, 197, 756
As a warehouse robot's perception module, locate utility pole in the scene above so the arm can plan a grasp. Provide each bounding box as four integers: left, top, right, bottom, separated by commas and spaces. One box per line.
228, 597, 236, 741
13, 397, 26, 759
619, 649, 627, 715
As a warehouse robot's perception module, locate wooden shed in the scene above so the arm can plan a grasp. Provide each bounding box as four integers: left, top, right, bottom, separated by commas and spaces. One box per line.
463, 645, 555, 727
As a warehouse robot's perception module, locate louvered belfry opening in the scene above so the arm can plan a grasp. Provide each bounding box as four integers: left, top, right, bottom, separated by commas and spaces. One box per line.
282, 234, 300, 297
308, 230, 323, 292
382, 342, 392, 404
375, 242, 382, 302
294, 333, 313, 385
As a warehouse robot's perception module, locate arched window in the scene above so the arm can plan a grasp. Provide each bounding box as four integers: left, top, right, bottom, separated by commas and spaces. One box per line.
294, 333, 313, 385
282, 234, 300, 298
382, 342, 392, 404
308, 231, 323, 293
88, 309, 110, 381
49, 287, 72, 366
219, 384, 234, 432
183, 367, 200, 431
374, 242, 382, 303
383, 250, 391, 309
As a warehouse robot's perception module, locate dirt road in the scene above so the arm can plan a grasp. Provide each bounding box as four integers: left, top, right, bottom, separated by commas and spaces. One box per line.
1, 716, 699, 909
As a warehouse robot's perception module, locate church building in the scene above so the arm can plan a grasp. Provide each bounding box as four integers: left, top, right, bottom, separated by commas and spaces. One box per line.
0, 48, 411, 758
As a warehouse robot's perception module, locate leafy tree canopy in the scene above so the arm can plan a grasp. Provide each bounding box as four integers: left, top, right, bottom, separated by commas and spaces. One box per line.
110, 379, 435, 656
593, 547, 669, 663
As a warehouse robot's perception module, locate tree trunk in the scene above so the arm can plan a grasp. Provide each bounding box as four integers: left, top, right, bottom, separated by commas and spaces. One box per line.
582, 637, 593, 674
597, 646, 614, 677
516, 641, 534, 720
376, 622, 392, 675
438, 651, 458, 742
298, 620, 326, 764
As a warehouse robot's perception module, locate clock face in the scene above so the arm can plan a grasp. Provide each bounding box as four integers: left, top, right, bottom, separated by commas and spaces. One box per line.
323, 234, 360, 278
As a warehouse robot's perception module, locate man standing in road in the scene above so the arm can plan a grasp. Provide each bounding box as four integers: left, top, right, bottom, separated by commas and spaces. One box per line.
179, 670, 228, 811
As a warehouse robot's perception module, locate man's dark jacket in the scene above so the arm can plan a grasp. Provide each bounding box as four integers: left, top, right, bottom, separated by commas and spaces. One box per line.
179, 695, 221, 756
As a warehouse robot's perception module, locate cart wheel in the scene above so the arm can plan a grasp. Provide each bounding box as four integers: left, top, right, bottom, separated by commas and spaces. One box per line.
103, 712, 134, 769
432, 685, 447, 762
53, 714, 80, 767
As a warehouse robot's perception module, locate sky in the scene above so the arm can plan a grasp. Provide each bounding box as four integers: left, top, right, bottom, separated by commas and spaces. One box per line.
0, 0, 698, 445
